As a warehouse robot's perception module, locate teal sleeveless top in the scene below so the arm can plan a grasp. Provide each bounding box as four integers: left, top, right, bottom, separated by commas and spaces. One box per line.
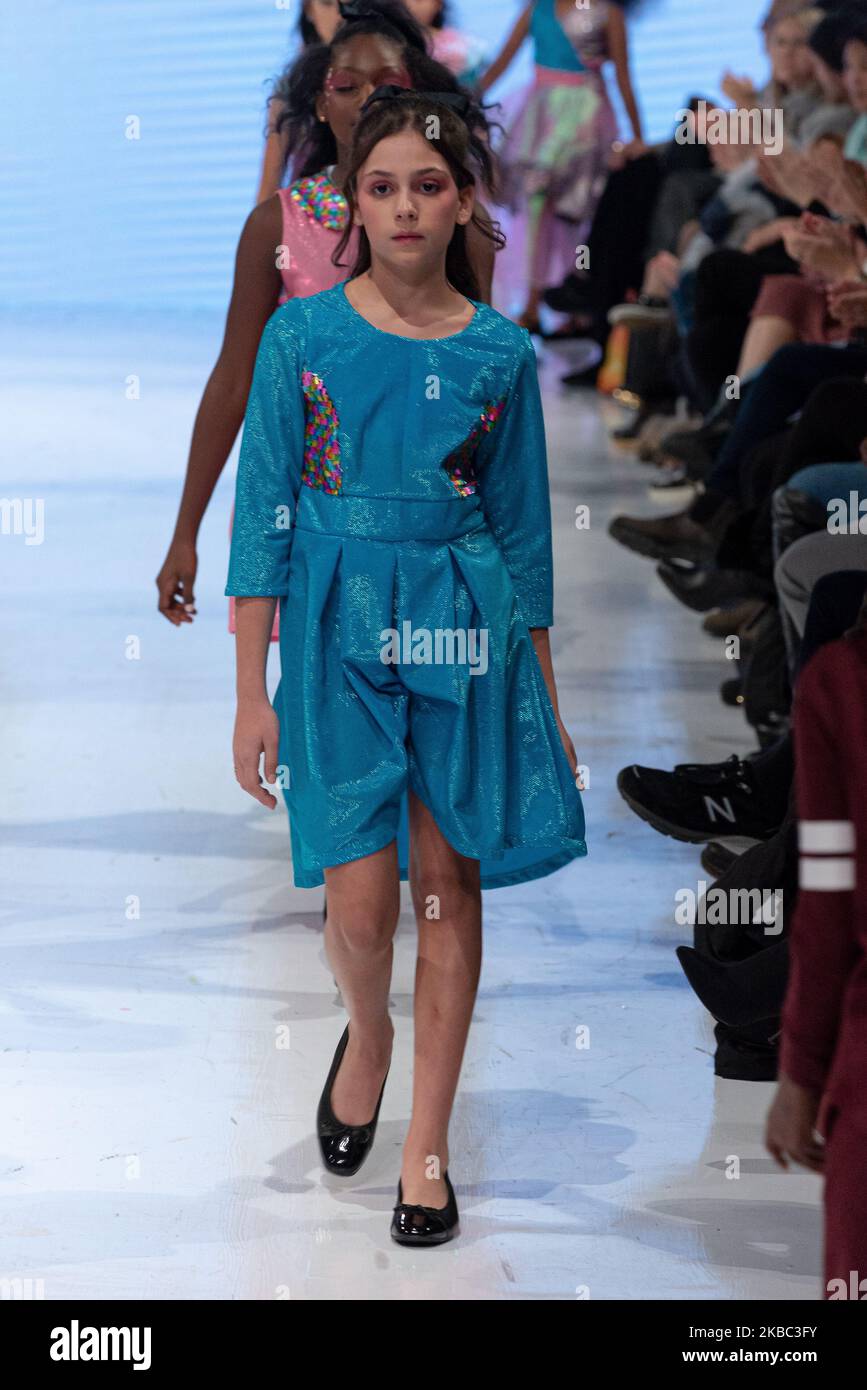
531, 0, 587, 73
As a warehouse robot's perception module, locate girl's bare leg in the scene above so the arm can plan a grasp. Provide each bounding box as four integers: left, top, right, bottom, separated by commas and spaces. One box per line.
401, 791, 482, 1207
323, 841, 400, 1125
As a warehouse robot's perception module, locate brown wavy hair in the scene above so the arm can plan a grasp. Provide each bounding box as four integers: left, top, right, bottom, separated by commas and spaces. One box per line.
331, 90, 505, 301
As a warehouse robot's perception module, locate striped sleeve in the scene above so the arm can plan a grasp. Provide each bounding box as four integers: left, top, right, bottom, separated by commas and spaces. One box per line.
779, 647, 859, 1092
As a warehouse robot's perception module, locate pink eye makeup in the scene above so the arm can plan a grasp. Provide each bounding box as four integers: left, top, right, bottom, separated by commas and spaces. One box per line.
324, 65, 412, 95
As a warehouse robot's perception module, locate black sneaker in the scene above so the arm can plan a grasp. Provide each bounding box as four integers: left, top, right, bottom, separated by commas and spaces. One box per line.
616, 754, 781, 843
658, 418, 732, 481
656, 560, 770, 614
608, 509, 717, 564
543, 272, 592, 315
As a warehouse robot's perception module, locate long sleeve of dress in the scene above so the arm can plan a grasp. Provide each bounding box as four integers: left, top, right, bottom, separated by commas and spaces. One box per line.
225, 307, 306, 597
476, 333, 554, 629
779, 648, 859, 1093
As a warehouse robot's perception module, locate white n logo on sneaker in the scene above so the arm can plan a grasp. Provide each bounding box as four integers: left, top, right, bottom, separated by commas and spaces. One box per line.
703, 795, 736, 825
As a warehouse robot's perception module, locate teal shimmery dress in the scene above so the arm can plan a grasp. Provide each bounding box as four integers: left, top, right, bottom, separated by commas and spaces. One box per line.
226, 281, 586, 889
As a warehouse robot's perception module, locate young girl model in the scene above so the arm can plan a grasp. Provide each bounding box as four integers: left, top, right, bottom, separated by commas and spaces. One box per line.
257, 0, 344, 203
402, 0, 488, 88
478, 0, 644, 332
227, 87, 586, 1245
156, 0, 495, 633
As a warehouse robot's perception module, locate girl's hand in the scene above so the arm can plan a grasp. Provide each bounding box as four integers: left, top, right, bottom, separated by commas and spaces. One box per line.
157, 536, 198, 625
622, 137, 648, 161
555, 712, 578, 781
764, 1074, 825, 1174
233, 698, 280, 808
607, 140, 627, 171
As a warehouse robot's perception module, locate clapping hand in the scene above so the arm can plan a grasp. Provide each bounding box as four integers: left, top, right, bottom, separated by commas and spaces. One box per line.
783, 212, 860, 283
827, 276, 867, 327
829, 158, 867, 223
756, 145, 828, 209
720, 70, 757, 108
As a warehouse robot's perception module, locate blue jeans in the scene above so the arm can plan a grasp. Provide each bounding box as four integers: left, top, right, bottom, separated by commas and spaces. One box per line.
707, 343, 867, 505
787, 461, 867, 506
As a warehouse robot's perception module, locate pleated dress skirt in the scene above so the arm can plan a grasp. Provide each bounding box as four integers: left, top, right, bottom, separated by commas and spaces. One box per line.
277, 484, 586, 889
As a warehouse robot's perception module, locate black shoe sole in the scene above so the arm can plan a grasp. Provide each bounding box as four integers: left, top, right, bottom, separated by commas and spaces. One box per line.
389, 1223, 459, 1247
616, 770, 774, 846
618, 776, 716, 844
608, 518, 712, 565
657, 563, 764, 615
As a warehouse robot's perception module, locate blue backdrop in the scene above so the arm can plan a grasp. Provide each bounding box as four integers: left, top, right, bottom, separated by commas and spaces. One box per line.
3, 0, 766, 310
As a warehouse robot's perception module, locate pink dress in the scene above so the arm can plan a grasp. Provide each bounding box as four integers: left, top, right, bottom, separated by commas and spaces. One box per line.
429, 26, 487, 87
494, 0, 618, 294
228, 170, 359, 640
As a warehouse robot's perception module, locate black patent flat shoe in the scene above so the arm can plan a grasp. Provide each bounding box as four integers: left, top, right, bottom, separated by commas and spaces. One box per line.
390, 1170, 459, 1246
316, 1024, 390, 1177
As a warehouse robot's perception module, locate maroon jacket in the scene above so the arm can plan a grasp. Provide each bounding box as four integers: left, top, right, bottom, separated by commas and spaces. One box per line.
780, 631, 867, 1122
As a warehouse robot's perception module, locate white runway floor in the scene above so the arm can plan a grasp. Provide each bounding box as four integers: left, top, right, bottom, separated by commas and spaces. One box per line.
0, 307, 823, 1301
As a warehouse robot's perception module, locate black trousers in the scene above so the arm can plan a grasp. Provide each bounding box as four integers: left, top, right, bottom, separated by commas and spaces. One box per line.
703, 569, 867, 1080
717, 378, 867, 579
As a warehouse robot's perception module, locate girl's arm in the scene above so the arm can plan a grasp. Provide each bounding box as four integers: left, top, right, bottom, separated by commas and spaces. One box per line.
607, 3, 644, 149
255, 98, 291, 205
476, 3, 533, 95
233, 597, 281, 808
156, 195, 283, 625
475, 334, 578, 775
225, 307, 307, 806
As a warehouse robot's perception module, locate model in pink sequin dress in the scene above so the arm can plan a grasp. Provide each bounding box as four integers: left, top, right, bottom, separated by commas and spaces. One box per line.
228, 167, 359, 640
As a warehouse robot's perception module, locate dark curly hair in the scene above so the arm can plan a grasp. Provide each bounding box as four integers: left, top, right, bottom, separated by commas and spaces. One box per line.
275, 23, 503, 191
272, 0, 428, 170
330, 89, 506, 301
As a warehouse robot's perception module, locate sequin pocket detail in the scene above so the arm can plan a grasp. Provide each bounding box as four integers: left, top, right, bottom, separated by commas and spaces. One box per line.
442, 398, 506, 497
290, 172, 347, 231
301, 370, 342, 494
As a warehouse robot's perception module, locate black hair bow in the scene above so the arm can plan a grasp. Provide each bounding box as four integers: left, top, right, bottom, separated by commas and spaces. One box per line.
360, 83, 472, 122
338, 0, 386, 20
